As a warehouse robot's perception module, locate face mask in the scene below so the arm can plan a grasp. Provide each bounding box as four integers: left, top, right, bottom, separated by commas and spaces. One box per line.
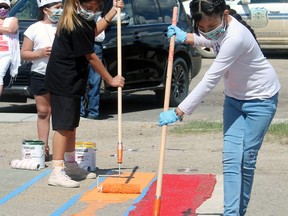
76, 5, 96, 21
0, 8, 9, 18
47, 8, 63, 23
198, 17, 226, 41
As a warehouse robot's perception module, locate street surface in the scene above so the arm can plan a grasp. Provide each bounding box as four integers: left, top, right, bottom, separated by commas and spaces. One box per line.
0, 53, 287, 216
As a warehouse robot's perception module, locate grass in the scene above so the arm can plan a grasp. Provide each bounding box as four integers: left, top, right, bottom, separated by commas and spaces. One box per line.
171, 120, 288, 144
172, 120, 223, 134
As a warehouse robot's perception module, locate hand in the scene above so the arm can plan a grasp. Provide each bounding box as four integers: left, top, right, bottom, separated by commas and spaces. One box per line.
167, 25, 187, 43
38, 46, 52, 58
159, 109, 180, 126
113, 0, 124, 10
110, 75, 125, 88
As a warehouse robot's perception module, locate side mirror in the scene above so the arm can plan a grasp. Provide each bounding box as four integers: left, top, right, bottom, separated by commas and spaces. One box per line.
241, 0, 251, 4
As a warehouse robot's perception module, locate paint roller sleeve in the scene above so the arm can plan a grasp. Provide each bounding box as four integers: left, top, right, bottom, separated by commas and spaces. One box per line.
101, 183, 141, 194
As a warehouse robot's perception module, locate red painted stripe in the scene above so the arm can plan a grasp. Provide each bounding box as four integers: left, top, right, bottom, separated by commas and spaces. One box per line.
129, 174, 216, 216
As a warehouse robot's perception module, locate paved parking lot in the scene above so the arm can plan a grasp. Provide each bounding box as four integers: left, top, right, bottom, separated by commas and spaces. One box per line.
0, 55, 287, 215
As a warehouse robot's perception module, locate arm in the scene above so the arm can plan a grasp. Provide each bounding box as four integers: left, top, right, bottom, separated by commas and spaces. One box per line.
20, 36, 51, 61
184, 33, 195, 46
94, 0, 124, 36
179, 37, 243, 115
85, 52, 124, 88
94, 16, 106, 40
0, 17, 19, 34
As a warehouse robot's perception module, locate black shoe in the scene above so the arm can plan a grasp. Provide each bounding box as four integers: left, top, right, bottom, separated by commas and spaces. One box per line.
80, 114, 87, 118
86, 115, 98, 120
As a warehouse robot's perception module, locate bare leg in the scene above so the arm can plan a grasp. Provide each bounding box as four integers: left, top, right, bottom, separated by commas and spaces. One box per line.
66, 128, 76, 153
52, 130, 71, 160
34, 93, 51, 160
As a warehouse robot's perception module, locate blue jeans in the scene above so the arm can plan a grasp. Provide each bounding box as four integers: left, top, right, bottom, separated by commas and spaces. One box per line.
222, 94, 278, 216
80, 42, 103, 118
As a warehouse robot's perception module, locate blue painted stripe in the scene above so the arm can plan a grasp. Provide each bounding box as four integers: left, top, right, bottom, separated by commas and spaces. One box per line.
50, 173, 108, 216
0, 169, 51, 205
123, 176, 158, 216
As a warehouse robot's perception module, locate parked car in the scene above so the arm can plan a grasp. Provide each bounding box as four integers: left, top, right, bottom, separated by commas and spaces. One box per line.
1, 0, 202, 106
183, 0, 288, 58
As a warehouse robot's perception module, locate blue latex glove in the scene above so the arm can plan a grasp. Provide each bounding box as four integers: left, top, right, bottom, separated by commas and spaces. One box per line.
167, 25, 187, 43
159, 109, 180, 126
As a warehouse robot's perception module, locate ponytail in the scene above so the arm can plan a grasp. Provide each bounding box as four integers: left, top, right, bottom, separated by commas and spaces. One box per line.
226, 6, 259, 45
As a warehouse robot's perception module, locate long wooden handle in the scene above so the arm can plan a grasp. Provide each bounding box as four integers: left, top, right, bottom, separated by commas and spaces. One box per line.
153, 6, 178, 216
117, 7, 123, 164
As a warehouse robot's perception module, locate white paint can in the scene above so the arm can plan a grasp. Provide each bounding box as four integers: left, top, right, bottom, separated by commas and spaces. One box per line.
75, 142, 96, 171
22, 140, 45, 169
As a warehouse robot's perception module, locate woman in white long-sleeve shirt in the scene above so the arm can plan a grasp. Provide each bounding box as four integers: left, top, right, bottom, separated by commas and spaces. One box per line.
159, 0, 280, 215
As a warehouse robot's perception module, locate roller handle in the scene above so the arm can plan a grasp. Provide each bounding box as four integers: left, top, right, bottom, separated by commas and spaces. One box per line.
117, 8, 123, 164
153, 6, 178, 216
117, 142, 123, 164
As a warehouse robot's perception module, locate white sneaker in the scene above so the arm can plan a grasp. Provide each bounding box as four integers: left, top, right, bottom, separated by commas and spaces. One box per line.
48, 166, 80, 188
65, 162, 96, 179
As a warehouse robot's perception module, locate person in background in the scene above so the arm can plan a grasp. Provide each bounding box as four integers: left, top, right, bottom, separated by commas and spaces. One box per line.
80, 0, 105, 119
159, 0, 280, 215
44, 0, 125, 188
0, 0, 20, 96
21, 0, 63, 162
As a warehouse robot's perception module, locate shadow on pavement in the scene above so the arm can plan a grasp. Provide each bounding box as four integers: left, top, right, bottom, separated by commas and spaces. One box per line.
0, 93, 162, 115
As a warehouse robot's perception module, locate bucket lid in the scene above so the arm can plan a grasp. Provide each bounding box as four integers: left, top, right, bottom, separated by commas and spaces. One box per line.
22, 140, 45, 145
76, 141, 96, 148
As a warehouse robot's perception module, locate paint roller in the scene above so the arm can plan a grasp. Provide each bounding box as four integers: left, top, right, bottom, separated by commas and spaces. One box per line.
100, 183, 140, 194
99, 166, 141, 194
96, 9, 140, 194
11, 159, 41, 170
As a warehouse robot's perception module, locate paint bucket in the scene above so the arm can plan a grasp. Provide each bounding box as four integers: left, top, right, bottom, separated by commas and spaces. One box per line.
75, 142, 96, 171
22, 140, 45, 169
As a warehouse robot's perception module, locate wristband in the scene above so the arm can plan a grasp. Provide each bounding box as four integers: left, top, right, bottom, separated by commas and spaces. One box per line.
103, 16, 111, 24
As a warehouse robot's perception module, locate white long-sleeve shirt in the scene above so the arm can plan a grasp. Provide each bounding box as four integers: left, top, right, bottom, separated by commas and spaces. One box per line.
179, 16, 281, 115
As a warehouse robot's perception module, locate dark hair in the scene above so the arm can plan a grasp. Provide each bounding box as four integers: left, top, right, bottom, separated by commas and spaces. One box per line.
38, 2, 60, 21
189, 0, 226, 34
227, 7, 258, 43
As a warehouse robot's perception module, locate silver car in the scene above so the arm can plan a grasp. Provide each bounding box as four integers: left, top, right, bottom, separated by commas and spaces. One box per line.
226, 0, 288, 50
183, 0, 288, 57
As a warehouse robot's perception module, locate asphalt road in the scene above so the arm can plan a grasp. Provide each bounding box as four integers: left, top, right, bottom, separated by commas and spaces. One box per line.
0, 53, 287, 216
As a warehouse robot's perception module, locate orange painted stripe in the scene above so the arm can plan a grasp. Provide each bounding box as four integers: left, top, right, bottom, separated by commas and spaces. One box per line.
72, 172, 155, 216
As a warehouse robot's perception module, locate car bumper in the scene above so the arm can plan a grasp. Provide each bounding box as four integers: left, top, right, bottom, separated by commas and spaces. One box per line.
1, 86, 32, 103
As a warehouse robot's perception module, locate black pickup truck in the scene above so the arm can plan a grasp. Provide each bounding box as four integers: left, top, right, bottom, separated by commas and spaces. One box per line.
2, 0, 202, 106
